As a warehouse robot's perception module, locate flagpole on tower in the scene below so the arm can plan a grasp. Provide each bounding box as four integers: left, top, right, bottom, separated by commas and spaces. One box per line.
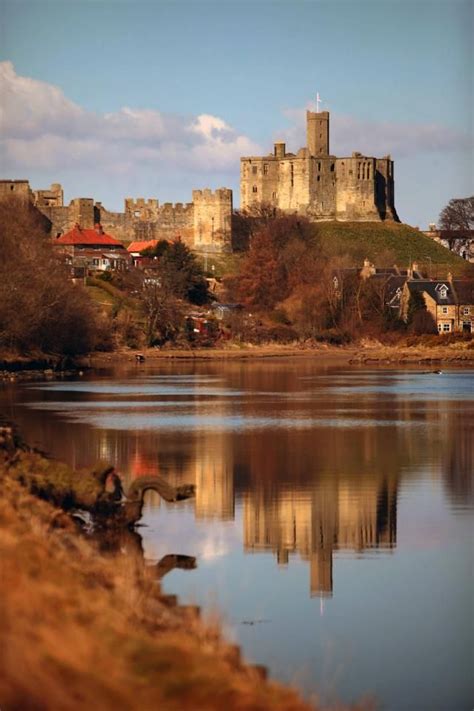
316, 92, 321, 112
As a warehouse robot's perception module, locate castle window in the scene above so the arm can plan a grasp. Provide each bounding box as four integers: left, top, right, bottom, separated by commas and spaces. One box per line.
330, 164, 335, 172
349, 170, 353, 176
263, 164, 268, 175
252, 185, 258, 193
317, 176, 320, 182
318, 162, 321, 171
252, 166, 258, 175
272, 192, 276, 200
290, 163, 294, 187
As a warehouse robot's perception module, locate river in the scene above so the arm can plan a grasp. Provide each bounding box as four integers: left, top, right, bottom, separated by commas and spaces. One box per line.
1, 359, 472, 710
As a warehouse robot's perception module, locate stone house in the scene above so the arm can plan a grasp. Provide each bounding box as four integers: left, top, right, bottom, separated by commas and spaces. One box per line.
401, 277, 474, 334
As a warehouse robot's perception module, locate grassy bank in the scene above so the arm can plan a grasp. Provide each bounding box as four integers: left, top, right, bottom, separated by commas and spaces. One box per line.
317, 222, 472, 275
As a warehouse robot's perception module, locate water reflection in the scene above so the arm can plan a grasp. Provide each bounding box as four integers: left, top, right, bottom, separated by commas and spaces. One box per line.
1, 363, 472, 710
1, 364, 471, 597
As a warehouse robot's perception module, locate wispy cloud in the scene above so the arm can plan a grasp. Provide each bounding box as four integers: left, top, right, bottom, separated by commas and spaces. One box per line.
0, 61, 261, 174
278, 101, 472, 158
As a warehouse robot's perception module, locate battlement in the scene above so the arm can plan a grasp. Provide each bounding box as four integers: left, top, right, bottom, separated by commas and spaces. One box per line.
0, 179, 32, 202
159, 202, 193, 213
192, 188, 232, 202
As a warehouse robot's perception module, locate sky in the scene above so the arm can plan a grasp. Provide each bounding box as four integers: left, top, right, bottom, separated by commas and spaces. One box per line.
1, 0, 472, 227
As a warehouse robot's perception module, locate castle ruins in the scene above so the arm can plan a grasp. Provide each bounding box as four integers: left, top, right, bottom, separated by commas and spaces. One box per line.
240, 109, 399, 222
1, 105, 401, 252
0, 179, 233, 253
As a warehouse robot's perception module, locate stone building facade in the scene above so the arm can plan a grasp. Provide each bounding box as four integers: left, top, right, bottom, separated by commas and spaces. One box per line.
240, 110, 399, 222
0, 180, 233, 253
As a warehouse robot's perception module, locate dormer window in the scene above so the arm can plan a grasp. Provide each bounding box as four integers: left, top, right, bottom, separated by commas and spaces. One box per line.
435, 283, 449, 299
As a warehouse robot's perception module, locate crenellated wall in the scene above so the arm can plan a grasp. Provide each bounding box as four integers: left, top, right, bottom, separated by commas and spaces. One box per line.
13, 179, 233, 251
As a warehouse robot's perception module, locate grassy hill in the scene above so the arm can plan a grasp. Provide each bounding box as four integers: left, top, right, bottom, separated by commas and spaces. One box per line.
316, 221, 472, 277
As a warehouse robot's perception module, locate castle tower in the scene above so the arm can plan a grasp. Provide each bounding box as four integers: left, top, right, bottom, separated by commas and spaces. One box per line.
192, 188, 232, 252
306, 110, 330, 156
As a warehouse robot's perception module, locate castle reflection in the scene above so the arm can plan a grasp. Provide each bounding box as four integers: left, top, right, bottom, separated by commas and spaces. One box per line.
1, 364, 472, 599
243, 475, 397, 597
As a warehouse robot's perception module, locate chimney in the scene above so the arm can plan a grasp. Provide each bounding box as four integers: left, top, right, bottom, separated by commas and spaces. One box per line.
447, 271, 453, 283
274, 141, 286, 159
94, 223, 103, 235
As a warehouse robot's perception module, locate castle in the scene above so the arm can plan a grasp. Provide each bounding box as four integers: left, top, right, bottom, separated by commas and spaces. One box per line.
0, 179, 233, 253
240, 109, 399, 222
1, 104, 400, 251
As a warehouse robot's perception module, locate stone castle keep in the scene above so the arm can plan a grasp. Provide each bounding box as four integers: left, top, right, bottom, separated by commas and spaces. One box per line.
241, 109, 399, 222
1, 106, 400, 251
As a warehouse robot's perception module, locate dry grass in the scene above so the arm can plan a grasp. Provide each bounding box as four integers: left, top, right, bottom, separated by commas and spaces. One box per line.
0, 466, 369, 711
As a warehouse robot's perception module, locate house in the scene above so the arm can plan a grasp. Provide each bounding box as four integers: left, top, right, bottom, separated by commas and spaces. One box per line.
54, 223, 131, 273
127, 239, 159, 266
401, 276, 474, 334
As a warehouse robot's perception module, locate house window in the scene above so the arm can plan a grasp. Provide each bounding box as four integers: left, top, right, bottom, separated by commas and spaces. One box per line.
463, 307, 470, 315
441, 306, 448, 314
442, 323, 451, 332
440, 288, 448, 299
252, 166, 258, 175
252, 185, 258, 193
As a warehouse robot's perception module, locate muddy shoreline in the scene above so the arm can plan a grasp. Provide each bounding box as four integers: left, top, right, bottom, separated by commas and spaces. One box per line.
1, 342, 473, 384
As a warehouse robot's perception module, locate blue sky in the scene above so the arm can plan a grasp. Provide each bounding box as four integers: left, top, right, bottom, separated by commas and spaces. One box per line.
1, 0, 472, 227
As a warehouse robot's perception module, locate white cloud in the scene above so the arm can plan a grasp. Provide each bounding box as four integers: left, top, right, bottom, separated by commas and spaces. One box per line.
277, 101, 472, 158
0, 61, 261, 175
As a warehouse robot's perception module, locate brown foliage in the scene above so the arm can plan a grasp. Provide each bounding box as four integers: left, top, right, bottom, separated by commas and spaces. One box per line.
236, 215, 320, 311
0, 198, 109, 355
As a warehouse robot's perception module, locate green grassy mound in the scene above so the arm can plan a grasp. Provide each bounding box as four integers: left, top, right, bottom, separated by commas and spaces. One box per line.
317, 222, 472, 276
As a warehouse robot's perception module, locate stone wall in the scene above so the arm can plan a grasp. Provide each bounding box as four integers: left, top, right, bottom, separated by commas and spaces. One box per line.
19, 179, 232, 251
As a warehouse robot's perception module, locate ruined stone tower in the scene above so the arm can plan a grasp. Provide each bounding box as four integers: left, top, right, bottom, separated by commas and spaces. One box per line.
240, 109, 399, 222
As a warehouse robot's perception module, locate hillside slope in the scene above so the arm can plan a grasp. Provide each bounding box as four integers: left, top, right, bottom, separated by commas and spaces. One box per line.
316, 222, 472, 276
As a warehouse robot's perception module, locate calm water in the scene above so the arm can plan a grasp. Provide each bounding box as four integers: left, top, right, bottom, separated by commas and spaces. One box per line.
1, 360, 473, 710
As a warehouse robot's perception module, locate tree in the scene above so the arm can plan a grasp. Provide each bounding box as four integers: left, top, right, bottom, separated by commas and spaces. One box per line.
0, 198, 108, 355
439, 195, 474, 251
140, 279, 184, 346
158, 241, 209, 305
235, 215, 320, 311
439, 197, 474, 234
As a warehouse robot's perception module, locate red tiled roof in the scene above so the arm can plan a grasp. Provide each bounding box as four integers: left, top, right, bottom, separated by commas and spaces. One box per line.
127, 239, 159, 253
55, 224, 123, 247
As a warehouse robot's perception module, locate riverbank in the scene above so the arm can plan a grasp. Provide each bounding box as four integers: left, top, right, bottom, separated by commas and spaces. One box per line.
0, 428, 367, 711
2, 339, 473, 383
